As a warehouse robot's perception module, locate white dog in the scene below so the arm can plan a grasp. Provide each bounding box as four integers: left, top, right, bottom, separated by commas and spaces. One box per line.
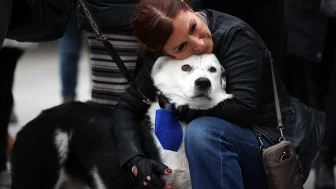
147, 54, 233, 189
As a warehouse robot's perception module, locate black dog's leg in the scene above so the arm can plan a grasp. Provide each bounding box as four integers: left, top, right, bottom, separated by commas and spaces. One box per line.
67, 108, 135, 189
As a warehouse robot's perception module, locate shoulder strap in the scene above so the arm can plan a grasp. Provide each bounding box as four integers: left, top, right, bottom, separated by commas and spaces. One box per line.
269, 53, 286, 141
78, 0, 152, 105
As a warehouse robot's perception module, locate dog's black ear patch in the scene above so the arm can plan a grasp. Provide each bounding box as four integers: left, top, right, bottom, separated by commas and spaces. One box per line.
221, 66, 226, 77
221, 66, 227, 89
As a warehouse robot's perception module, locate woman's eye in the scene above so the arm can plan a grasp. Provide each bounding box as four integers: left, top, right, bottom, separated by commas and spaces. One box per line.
182, 64, 191, 71
191, 22, 197, 32
209, 67, 217, 73
177, 43, 186, 53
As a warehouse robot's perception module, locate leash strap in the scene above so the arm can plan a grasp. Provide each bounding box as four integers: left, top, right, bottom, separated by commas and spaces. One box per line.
78, 0, 152, 105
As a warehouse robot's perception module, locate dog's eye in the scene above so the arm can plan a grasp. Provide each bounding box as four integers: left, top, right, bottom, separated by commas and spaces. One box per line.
209, 67, 217, 73
182, 65, 191, 72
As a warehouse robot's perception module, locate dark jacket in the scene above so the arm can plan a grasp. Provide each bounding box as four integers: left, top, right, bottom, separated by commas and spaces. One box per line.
77, 0, 138, 33
112, 9, 325, 176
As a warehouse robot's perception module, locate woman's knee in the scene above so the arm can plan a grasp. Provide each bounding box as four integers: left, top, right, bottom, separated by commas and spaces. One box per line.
185, 116, 236, 150
186, 116, 235, 135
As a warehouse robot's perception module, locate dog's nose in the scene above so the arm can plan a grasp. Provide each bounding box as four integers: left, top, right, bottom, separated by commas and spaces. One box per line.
195, 77, 211, 90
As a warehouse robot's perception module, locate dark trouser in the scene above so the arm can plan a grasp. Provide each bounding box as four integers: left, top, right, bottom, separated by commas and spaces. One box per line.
59, 8, 83, 97
285, 55, 324, 110
0, 48, 23, 171
321, 18, 336, 152
0, 0, 12, 46
314, 18, 336, 189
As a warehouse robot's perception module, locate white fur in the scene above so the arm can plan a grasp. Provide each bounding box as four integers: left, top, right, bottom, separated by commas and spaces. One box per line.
91, 166, 107, 189
54, 168, 68, 189
55, 129, 72, 164
148, 54, 233, 188
54, 130, 72, 189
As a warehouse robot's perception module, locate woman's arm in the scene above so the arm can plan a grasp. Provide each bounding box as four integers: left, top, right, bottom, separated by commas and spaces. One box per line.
112, 53, 160, 166
178, 26, 264, 127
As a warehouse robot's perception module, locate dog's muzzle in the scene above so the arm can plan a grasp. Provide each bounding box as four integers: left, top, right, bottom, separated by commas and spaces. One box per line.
195, 77, 211, 90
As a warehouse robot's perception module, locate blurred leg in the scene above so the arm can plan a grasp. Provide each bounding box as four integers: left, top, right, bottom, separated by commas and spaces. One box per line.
315, 18, 336, 189
0, 0, 11, 46
59, 8, 83, 102
0, 47, 23, 188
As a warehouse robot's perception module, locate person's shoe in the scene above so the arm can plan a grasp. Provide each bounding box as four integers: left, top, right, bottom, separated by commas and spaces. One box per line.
7, 135, 15, 156
0, 170, 11, 189
314, 148, 335, 189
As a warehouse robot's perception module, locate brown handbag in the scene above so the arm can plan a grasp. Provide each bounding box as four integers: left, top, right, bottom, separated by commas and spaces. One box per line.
261, 54, 304, 189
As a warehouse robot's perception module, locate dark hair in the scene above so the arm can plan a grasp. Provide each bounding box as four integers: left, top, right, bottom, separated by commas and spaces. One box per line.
131, 0, 191, 58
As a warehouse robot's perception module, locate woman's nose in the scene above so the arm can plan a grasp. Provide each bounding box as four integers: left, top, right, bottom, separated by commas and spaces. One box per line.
190, 35, 204, 51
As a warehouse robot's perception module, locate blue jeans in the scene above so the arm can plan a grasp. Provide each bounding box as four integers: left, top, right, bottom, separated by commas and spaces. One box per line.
185, 116, 272, 189
59, 8, 84, 97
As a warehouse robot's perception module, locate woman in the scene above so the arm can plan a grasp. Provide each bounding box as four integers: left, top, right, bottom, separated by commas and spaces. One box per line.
112, 0, 325, 188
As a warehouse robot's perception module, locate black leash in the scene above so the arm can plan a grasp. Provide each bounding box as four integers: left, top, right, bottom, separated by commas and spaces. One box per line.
78, 0, 152, 105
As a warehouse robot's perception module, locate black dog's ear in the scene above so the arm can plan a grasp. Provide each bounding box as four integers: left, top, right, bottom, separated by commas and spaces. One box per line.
221, 66, 227, 89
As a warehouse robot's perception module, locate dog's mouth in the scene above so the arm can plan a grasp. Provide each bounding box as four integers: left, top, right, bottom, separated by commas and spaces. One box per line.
191, 93, 211, 100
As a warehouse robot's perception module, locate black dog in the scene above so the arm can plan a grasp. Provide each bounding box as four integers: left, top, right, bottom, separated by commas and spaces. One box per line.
10, 102, 159, 189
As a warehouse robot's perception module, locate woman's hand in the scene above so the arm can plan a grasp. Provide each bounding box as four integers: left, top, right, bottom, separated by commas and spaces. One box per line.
126, 155, 173, 189
156, 91, 182, 113
156, 91, 170, 109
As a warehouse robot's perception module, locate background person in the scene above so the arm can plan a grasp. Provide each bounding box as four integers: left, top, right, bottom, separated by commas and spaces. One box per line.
0, 39, 36, 188
77, 0, 140, 108
59, 7, 86, 103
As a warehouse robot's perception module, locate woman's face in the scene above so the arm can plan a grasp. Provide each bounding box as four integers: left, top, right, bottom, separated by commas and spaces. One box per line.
163, 10, 213, 60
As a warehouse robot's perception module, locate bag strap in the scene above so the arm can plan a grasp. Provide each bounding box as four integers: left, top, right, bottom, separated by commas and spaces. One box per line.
269, 53, 286, 141
78, 0, 152, 105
